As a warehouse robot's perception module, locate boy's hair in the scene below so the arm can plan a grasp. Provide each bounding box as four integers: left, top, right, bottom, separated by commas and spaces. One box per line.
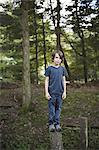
52, 50, 64, 62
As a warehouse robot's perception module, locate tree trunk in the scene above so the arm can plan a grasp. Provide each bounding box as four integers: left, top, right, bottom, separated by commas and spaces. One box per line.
41, 13, 47, 71
50, 132, 64, 150
56, 0, 61, 51
21, 0, 31, 109
56, 0, 70, 77
49, 0, 70, 77
94, 48, 98, 80
81, 31, 88, 83
33, 3, 39, 85
75, 0, 88, 83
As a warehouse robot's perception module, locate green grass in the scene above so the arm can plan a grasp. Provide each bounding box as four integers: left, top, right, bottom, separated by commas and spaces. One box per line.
1, 85, 99, 149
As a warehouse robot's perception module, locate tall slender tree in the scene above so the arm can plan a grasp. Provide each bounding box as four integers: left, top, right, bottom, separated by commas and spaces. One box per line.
75, 0, 88, 83
33, 1, 39, 84
41, 13, 47, 71
49, 0, 70, 77
20, 0, 31, 109
56, 0, 61, 51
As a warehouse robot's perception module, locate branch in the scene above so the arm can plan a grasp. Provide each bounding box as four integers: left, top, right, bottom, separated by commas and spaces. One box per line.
61, 32, 82, 57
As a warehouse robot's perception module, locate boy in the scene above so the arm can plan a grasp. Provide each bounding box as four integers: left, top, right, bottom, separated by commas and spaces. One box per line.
45, 50, 67, 132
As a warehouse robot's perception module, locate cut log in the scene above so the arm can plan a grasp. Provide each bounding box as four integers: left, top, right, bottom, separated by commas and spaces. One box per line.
50, 131, 64, 150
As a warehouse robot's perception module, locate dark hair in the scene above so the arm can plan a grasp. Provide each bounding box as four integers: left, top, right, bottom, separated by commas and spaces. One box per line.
52, 50, 64, 62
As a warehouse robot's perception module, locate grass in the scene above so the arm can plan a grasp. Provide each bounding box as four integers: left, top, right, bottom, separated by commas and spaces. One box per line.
0, 84, 99, 150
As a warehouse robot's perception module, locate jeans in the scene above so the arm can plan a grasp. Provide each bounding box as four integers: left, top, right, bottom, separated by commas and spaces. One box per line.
48, 94, 62, 125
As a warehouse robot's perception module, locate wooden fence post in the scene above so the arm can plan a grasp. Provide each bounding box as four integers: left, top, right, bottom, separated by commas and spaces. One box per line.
80, 117, 88, 150
50, 131, 64, 150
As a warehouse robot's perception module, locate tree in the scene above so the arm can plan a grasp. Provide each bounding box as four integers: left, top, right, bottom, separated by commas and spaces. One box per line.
64, 0, 98, 82
41, 13, 47, 71
20, 0, 31, 109
49, 0, 70, 77
87, 0, 99, 80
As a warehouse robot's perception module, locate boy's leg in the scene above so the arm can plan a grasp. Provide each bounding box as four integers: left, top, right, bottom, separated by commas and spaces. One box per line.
48, 95, 56, 125
55, 95, 62, 126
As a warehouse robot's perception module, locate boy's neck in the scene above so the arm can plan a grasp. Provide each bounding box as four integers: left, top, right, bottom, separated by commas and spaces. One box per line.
52, 63, 61, 67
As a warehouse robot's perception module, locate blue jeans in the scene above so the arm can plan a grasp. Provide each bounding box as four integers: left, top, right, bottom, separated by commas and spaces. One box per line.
48, 94, 62, 125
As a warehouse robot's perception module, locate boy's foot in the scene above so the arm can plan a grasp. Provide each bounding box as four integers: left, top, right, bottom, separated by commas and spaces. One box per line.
55, 124, 61, 132
49, 124, 55, 132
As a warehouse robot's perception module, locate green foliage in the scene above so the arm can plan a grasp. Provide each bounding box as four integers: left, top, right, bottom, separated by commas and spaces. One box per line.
0, 0, 99, 82
63, 0, 99, 81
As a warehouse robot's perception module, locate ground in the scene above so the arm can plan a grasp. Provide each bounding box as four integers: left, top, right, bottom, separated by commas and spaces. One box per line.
0, 81, 99, 150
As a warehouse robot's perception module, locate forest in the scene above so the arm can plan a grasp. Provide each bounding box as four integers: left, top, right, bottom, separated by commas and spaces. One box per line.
0, 0, 99, 149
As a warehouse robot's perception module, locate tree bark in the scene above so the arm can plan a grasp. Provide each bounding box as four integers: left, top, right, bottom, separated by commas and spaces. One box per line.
33, 2, 39, 85
41, 13, 47, 71
21, 0, 31, 109
81, 31, 88, 83
50, 132, 64, 150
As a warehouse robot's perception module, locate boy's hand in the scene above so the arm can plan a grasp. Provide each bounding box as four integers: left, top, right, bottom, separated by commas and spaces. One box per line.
62, 92, 66, 99
45, 92, 51, 100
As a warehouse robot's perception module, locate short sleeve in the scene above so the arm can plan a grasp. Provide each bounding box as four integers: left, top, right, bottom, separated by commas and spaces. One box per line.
63, 67, 68, 77
44, 67, 50, 77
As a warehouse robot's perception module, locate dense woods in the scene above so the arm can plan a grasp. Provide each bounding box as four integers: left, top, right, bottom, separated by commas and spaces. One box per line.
0, 0, 98, 82
0, 0, 99, 108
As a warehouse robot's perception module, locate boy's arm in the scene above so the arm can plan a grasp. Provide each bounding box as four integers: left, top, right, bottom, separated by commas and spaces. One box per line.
45, 76, 51, 100
62, 76, 66, 99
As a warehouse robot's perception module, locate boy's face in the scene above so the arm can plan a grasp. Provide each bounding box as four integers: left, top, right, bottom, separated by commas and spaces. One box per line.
53, 53, 62, 65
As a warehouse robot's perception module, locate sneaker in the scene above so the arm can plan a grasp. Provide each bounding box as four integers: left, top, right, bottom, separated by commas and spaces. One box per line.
49, 124, 55, 132
55, 124, 61, 132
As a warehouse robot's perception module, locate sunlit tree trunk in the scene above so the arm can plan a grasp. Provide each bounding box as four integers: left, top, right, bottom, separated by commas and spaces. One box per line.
21, 0, 31, 109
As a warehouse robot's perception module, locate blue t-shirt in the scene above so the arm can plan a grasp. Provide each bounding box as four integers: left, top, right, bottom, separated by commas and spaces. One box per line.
45, 66, 68, 95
